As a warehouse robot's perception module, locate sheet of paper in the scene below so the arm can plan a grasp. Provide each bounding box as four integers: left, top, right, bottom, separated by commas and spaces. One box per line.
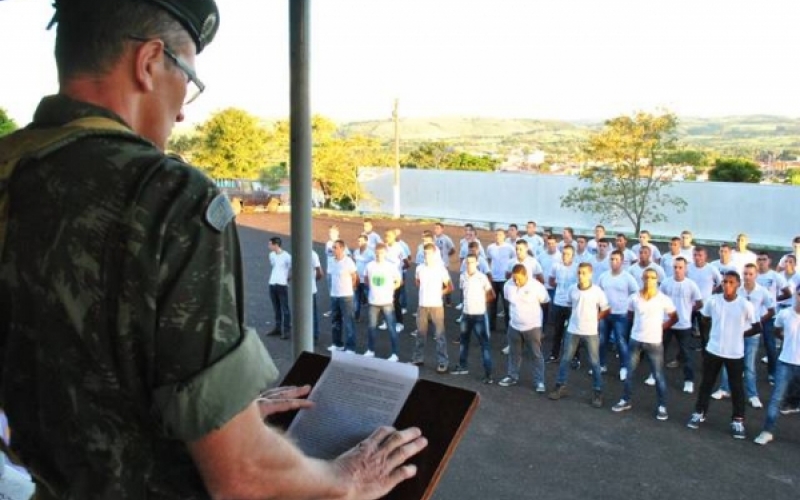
287, 351, 419, 459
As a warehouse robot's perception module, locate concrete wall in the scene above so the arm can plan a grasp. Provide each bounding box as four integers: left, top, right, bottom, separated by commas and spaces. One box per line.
358, 168, 800, 248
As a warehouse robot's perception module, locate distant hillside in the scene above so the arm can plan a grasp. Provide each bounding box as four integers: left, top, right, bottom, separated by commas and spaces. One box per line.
340, 117, 582, 141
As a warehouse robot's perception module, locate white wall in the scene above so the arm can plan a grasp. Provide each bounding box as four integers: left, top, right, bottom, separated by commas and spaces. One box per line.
358, 168, 800, 248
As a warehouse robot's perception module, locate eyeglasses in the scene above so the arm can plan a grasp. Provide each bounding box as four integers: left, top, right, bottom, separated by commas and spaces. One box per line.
128, 35, 205, 105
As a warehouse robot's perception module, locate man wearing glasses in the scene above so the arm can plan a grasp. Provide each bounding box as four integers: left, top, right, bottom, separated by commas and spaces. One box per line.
0, 1, 425, 499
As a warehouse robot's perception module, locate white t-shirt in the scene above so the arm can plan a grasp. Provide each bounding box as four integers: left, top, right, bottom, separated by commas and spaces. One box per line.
329, 256, 357, 297
504, 278, 550, 330
660, 252, 683, 279
521, 234, 544, 255
385, 242, 408, 274
557, 240, 578, 253
507, 256, 543, 280
460, 271, 493, 315
732, 250, 758, 275
702, 295, 757, 359
710, 259, 738, 276
566, 284, 610, 335
687, 263, 722, 300
574, 250, 593, 265
416, 263, 451, 307
628, 292, 677, 343
598, 270, 640, 314
435, 234, 455, 262
756, 270, 788, 301
268, 251, 292, 285
311, 251, 321, 294
628, 262, 666, 288
632, 242, 662, 262
352, 247, 375, 282
738, 284, 774, 318
618, 248, 638, 269
537, 250, 562, 290
365, 231, 382, 250
415, 245, 445, 267
460, 255, 490, 275
366, 260, 401, 305
325, 240, 350, 274
779, 272, 800, 308
659, 277, 702, 329
551, 261, 578, 306
459, 238, 486, 260
589, 255, 611, 283
776, 308, 800, 365
487, 242, 516, 281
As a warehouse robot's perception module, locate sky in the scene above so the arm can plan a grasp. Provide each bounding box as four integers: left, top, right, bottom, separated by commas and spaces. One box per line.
1, 0, 799, 127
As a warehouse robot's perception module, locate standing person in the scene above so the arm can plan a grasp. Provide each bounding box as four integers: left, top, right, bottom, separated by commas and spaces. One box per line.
327, 240, 359, 353
450, 254, 495, 383
308, 248, 324, 344
538, 235, 562, 304
778, 255, 800, 312
755, 252, 791, 384
688, 246, 722, 349
589, 238, 611, 283
0, 0, 426, 497
627, 246, 666, 288
777, 236, 800, 271
324, 225, 349, 317
521, 220, 545, 256
394, 228, 412, 314
384, 229, 408, 333
632, 230, 662, 264
754, 286, 800, 445
574, 236, 592, 264
352, 234, 375, 323
506, 223, 521, 245
687, 272, 761, 439
660, 237, 683, 279
433, 223, 456, 306
680, 230, 695, 258
598, 250, 640, 380
546, 246, 578, 365
415, 231, 443, 268
548, 263, 610, 407
612, 268, 678, 420
506, 240, 544, 283
660, 257, 703, 393
499, 264, 551, 392
615, 233, 638, 269
710, 243, 738, 275
732, 233, 757, 275
364, 244, 402, 361
587, 224, 606, 255
362, 218, 382, 250
558, 227, 577, 253
267, 237, 292, 339
412, 244, 454, 373
486, 229, 516, 332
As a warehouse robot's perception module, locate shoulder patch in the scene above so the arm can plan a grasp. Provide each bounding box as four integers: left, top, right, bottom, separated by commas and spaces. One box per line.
205, 193, 236, 232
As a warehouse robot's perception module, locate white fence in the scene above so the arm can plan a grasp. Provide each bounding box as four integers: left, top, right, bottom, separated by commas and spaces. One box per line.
357, 168, 800, 248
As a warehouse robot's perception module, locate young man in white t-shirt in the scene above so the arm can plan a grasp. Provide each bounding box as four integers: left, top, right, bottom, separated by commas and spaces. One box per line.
267, 237, 292, 339
289, 248, 323, 343
499, 263, 551, 392
628, 245, 666, 288
486, 229, 516, 332
324, 225, 350, 317
521, 221, 544, 256
352, 234, 375, 323
756, 252, 791, 384
710, 243, 738, 275
574, 236, 592, 264
589, 238, 611, 283
549, 263, 610, 408
364, 244, 402, 361
506, 240, 544, 283
412, 244, 454, 373
679, 230, 695, 258
632, 230, 662, 265
614, 233, 638, 269
660, 237, 683, 279
612, 268, 678, 420
755, 286, 800, 445
688, 246, 722, 349
587, 224, 606, 256
598, 250, 640, 381
384, 229, 409, 332
687, 271, 761, 439
732, 233, 757, 275
778, 255, 800, 312
433, 222, 456, 307
327, 240, 359, 352
546, 245, 577, 365
557, 227, 578, 253
660, 256, 703, 393
362, 219, 382, 251
450, 254, 495, 383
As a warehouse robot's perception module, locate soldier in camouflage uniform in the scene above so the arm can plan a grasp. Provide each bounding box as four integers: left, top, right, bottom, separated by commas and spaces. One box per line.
0, 1, 426, 499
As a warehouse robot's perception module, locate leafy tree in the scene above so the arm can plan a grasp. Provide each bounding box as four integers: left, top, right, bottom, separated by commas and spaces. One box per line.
663, 149, 710, 167
167, 133, 200, 161
192, 108, 272, 179
708, 158, 762, 183
560, 111, 687, 234
403, 141, 453, 169
259, 163, 288, 190
785, 168, 800, 185
0, 108, 18, 137
446, 151, 499, 171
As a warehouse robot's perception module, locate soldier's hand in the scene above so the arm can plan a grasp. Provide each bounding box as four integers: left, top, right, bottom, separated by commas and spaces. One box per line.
256, 385, 314, 419
332, 426, 427, 500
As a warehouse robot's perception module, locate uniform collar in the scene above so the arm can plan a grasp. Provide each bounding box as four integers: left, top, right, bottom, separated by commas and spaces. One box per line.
31, 94, 130, 129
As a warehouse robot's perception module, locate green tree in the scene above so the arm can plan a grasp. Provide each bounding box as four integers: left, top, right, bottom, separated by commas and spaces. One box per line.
708, 158, 762, 183
663, 149, 710, 167
192, 108, 271, 179
446, 152, 499, 171
785, 168, 800, 185
167, 133, 200, 162
560, 111, 687, 234
259, 163, 288, 190
0, 107, 18, 137
403, 141, 453, 169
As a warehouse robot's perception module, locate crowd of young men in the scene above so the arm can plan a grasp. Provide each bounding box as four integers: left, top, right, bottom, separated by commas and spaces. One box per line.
269, 220, 800, 445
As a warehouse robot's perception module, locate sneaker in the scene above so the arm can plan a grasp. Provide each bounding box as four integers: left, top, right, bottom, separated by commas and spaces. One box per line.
687, 412, 706, 429
363, 350, 375, 358
402, 308, 408, 314
455, 315, 463, 323
761, 355, 768, 365
436, 363, 448, 374
502, 345, 510, 355
644, 375, 655, 386
450, 365, 469, 375
497, 311, 505, 318
619, 367, 628, 381
666, 359, 680, 369
591, 391, 603, 408
612, 399, 632, 412
779, 403, 800, 415
344, 349, 356, 354
323, 310, 333, 318
731, 419, 746, 440
456, 303, 463, 310
498, 376, 518, 387
548, 384, 567, 400
535, 383, 546, 394
412, 312, 418, 317
451, 338, 460, 345
570, 358, 581, 370
600, 365, 608, 374
482, 376, 495, 385
711, 389, 730, 400
395, 324, 405, 333
387, 354, 399, 363
409, 329, 419, 337
683, 381, 695, 394
656, 406, 669, 421
546, 354, 559, 364
378, 322, 387, 331
754, 431, 774, 445
327, 344, 344, 352
749, 396, 763, 409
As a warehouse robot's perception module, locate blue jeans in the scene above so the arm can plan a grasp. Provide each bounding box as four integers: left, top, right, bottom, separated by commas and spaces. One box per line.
556, 332, 602, 391
312, 293, 320, 341
762, 318, 778, 378
413, 307, 448, 365
354, 282, 368, 321
331, 296, 357, 351
718, 335, 760, 399
664, 327, 695, 382
623, 340, 667, 407
368, 304, 398, 355
459, 314, 492, 376
507, 325, 545, 386
599, 313, 630, 370
764, 361, 800, 432
269, 284, 291, 333
399, 270, 409, 309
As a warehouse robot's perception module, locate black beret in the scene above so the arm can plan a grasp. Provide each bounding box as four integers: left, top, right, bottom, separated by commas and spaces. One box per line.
145, 0, 220, 54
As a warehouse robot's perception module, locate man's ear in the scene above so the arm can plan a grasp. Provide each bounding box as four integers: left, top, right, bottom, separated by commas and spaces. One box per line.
133, 39, 165, 93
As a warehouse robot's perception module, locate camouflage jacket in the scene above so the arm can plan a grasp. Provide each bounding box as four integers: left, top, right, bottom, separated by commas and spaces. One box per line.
0, 95, 277, 499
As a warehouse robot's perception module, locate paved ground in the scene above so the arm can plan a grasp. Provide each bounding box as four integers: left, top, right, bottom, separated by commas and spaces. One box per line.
237, 212, 800, 500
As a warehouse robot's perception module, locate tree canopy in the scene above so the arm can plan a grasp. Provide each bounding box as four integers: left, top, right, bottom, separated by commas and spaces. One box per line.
403, 141, 499, 171
708, 158, 762, 183
0, 108, 18, 137
560, 111, 687, 234
191, 108, 273, 179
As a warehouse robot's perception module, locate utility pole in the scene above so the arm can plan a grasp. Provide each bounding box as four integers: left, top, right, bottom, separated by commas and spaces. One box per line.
393, 98, 400, 218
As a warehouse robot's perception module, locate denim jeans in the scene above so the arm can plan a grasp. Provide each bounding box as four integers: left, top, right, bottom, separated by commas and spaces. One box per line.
663, 327, 695, 382
399, 270, 409, 309
413, 306, 448, 365
368, 304, 398, 355
695, 351, 745, 420
507, 326, 545, 386
599, 313, 630, 370
269, 284, 291, 333
354, 282, 368, 321
312, 293, 320, 341
459, 313, 492, 376
623, 340, 667, 407
718, 335, 760, 399
784, 374, 800, 407
556, 332, 602, 391
764, 361, 800, 432
330, 296, 357, 351
543, 288, 556, 325
548, 305, 572, 359
762, 318, 778, 378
